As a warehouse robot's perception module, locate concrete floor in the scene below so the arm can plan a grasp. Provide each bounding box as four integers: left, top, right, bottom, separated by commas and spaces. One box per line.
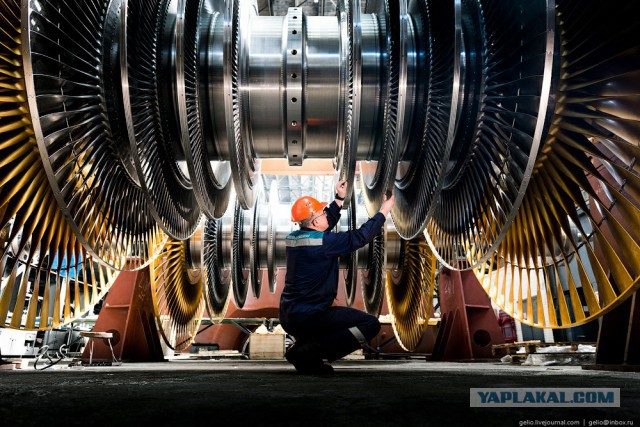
1, 360, 639, 427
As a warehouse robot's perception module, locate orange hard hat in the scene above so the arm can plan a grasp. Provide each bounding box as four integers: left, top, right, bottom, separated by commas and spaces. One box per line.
291, 196, 328, 222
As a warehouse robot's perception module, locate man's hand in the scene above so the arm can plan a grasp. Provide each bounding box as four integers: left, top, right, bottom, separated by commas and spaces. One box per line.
379, 193, 395, 217
335, 180, 347, 199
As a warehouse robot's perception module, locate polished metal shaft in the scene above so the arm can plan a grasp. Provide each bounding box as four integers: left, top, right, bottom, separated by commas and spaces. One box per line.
207, 7, 416, 164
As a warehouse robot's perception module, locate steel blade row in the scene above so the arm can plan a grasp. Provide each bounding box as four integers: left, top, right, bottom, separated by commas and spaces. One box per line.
1, 0, 117, 330
1, 0, 639, 337
473, 0, 640, 328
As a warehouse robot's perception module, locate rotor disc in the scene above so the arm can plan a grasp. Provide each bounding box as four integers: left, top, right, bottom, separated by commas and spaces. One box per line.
123, 0, 201, 240
0, 0, 119, 331
150, 238, 205, 351
181, 0, 233, 219
266, 180, 278, 293
0, 250, 116, 331
203, 217, 231, 319
21, 0, 165, 270
249, 188, 263, 299
225, 0, 261, 209
425, 0, 557, 269
334, 0, 360, 207
341, 195, 358, 306
474, 0, 640, 328
361, 224, 386, 316
231, 200, 250, 308
391, 0, 456, 239
385, 234, 436, 351
360, 0, 408, 217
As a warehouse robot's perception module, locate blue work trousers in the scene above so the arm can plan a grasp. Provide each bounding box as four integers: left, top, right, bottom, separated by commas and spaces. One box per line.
280, 306, 381, 362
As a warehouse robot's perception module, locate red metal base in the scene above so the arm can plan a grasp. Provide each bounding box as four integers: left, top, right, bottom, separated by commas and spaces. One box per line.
81, 267, 164, 363
432, 268, 504, 360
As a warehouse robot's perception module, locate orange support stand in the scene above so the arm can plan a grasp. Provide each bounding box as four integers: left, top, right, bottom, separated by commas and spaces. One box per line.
81, 267, 164, 363
431, 268, 504, 361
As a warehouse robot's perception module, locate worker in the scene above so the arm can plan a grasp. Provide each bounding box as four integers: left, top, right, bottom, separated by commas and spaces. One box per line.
279, 180, 395, 375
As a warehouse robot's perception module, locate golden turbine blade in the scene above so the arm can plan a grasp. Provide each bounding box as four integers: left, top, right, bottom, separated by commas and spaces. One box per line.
1, 0, 115, 330
149, 237, 205, 352
385, 235, 436, 351
474, 0, 640, 328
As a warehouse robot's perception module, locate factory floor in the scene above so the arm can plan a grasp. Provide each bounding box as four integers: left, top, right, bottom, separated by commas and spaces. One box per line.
1, 359, 639, 427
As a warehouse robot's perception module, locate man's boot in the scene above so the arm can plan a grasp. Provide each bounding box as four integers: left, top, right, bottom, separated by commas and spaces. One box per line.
285, 342, 334, 375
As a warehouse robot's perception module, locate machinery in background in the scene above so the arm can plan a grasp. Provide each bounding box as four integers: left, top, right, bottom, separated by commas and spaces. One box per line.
1, 0, 639, 366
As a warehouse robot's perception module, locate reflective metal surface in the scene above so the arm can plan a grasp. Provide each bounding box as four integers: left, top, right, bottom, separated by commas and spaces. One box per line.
203, 215, 232, 319
21, 0, 166, 270
149, 237, 205, 351
474, 0, 640, 328
361, 224, 386, 316
360, 0, 408, 217
334, 0, 360, 207
225, 0, 262, 209
339, 197, 358, 306
245, 16, 286, 158
123, 0, 202, 239
391, 0, 456, 240
231, 200, 251, 307
2, 0, 640, 338
385, 234, 436, 351
181, 0, 233, 219
425, 0, 557, 269
249, 188, 264, 298
266, 181, 278, 292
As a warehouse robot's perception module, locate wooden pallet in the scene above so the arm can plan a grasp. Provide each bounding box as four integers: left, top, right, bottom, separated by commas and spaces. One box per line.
492, 341, 596, 356
0, 359, 27, 370
193, 350, 245, 360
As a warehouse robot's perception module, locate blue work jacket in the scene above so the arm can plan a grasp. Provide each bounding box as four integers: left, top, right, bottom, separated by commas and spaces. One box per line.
280, 201, 386, 316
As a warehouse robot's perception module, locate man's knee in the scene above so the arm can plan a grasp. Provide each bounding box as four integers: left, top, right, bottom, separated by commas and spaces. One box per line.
360, 314, 381, 341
